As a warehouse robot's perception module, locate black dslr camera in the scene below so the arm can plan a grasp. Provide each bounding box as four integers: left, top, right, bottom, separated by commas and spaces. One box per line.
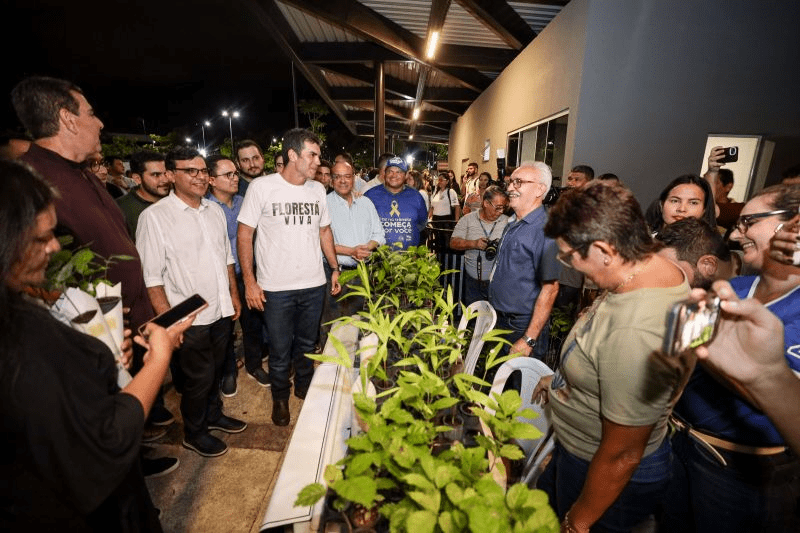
484, 239, 501, 261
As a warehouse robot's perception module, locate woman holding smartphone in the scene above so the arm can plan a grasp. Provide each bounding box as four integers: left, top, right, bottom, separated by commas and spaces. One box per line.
534, 182, 689, 533
0, 160, 193, 531
662, 183, 800, 532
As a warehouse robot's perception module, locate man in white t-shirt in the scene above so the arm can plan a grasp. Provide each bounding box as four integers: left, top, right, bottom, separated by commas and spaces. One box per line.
237, 128, 342, 426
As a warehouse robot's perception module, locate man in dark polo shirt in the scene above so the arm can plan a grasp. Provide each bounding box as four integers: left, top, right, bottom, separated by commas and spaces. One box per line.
489, 161, 560, 361
12, 76, 177, 475
117, 150, 170, 240
12, 77, 152, 330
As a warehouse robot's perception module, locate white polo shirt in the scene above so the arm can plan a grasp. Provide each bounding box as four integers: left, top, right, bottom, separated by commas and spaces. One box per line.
137, 191, 234, 325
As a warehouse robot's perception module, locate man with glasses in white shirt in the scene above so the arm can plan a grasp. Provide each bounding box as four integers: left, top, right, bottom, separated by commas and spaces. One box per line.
138, 147, 246, 457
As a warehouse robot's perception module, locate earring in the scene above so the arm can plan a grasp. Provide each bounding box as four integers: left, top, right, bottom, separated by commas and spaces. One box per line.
603, 257, 610, 266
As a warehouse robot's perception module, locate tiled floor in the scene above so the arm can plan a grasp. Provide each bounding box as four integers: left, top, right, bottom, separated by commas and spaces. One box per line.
145, 364, 305, 532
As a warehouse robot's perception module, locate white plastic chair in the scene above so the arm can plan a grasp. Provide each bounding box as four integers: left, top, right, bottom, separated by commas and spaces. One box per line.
488, 357, 554, 469
456, 300, 497, 375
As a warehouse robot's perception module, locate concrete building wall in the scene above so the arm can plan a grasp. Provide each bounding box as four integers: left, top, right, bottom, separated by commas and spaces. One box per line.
449, 0, 800, 203
447, 0, 589, 181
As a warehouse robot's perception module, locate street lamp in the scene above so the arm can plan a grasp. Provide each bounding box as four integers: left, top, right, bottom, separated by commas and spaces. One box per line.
201, 120, 210, 153
221, 110, 239, 154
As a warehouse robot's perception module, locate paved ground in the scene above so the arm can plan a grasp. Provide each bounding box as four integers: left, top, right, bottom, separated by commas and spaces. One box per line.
145, 361, 305, 533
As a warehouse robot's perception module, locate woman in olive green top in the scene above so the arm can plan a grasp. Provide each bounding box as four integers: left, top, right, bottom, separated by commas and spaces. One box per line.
534, 182, 691, 533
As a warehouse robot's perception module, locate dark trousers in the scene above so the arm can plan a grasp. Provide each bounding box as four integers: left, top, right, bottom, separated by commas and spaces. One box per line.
263, 284, 326, 401
223, 273, 267, 376
462, 274, 490, 307
173, 317, 232, 438
660, 430, 800, 532
538, 440, 671, 532
495, 310, 550, 360
319, 264, 364, 348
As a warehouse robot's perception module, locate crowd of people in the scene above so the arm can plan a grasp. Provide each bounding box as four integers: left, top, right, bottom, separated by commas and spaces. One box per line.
2, 74, 800, 532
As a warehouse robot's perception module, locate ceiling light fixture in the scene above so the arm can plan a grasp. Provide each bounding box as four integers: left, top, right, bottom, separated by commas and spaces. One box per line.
426, 31, 439, 59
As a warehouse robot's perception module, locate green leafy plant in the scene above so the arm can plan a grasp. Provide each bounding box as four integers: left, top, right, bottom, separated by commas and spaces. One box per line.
44, 235, 133, 296
300, 262, 558, 532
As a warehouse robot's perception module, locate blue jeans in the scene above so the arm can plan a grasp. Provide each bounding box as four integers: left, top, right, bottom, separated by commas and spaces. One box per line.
537, 439, 672, 532
660, 430, 800, 532
495, 311, 550, 360
262, 284, 326, 401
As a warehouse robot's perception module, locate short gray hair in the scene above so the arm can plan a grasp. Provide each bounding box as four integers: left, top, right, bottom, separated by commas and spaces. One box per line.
517, 160, 552, 189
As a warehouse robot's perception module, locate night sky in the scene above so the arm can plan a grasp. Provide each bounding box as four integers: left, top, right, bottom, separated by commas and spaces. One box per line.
4, 0, 327, 144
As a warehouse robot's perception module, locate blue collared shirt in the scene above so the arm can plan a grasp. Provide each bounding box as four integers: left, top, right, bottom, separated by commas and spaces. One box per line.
327, 191, 386, 266
488, 206, 561, 315
207, 192, 244, 273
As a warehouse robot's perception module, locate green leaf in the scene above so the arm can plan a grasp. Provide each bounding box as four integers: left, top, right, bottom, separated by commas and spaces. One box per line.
408, 490, 440, 513
505, 483, 530, 511
444, 483, 464, 505
324, 464, 343, 485
347, 452, 379, 476
294, 483, 326, 506
403, 473, 435, 491
499, 444, 525, 460
406, 510, 437, 533
331, 476, 377, 508
468, 505, 504, 533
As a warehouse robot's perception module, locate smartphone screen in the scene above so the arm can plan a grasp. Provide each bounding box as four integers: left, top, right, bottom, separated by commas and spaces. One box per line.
139, 294, 207, 335
663, 295, 721, 356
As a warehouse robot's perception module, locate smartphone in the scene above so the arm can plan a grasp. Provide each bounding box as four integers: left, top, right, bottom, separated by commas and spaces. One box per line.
138, 294, 207, 336
719, 146, 739, 164
794, 208, 800, 266
662, 293, 722, 357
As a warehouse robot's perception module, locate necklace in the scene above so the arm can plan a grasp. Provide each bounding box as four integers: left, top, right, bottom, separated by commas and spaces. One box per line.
612, 257, 650, 293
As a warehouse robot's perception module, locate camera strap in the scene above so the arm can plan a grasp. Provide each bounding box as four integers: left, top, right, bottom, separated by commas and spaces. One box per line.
478, 217, 498, 281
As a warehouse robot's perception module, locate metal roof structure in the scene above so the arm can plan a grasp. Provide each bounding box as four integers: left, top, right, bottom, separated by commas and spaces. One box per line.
240, 0, 568, 144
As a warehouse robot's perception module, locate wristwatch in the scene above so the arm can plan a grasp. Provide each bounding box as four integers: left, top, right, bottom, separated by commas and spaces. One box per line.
523, 335, 537, 348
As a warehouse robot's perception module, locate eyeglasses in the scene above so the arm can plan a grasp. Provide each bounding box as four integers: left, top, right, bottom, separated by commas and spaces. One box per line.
332, 173, 353, 180
508, 178, 541, 189
174, 167, 209, 177
734, 210, 792, 234
487, 201, 507, 211
556, 246, 580, 268
211, 171, 238, 180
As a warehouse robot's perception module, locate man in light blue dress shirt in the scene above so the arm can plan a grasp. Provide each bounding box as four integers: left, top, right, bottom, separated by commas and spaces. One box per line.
320, 160, 386, 344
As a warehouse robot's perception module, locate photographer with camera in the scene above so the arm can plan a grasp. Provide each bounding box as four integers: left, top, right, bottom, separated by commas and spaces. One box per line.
450, 186, 509, 306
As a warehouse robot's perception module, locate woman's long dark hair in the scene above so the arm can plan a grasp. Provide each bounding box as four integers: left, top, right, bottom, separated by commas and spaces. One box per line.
0, 160, 57, 389
645, 174, 717, 235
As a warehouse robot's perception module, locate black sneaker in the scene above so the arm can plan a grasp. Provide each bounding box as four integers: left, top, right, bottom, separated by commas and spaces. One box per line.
220, 373, 237, 397
208, 414, 247, 434
142, 425, 167, 443
182, 433, 228, 457
247, 367, 270, 387
148, 404, 175, 427
142, 456, 180, 478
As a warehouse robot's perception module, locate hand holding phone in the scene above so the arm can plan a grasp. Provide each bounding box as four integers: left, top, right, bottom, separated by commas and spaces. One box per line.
719, 146, 739, 164
138, 294, 207, 337
663, 293, 722, 357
